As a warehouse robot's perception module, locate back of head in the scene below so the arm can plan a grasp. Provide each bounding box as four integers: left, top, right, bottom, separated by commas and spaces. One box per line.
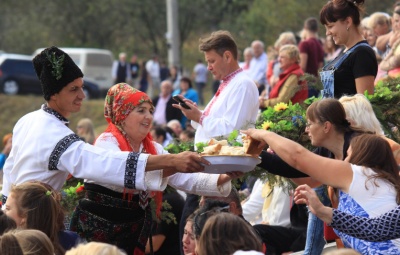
65, 242, 126, 255
361, 16, 370, 29
306, 98, 351, 134
13, 229, 55, 255
274, 32, 297, 48
339, 94, 384, 135
167, 119, 182, 130
33, 46, 83, 101
199, 30, 238, 60
304, 17, 319, 32
0, 229, 54, 255
320, 0, 365, 26
0, 232, 24, 255
197, 213, 262, 255
193, 200, 230, 238
368, 12, 390, 29
201, 187, 242, 215
349, 134, 400, 203
349, 134, 398, 173
2, 133, 12, 147
11, 182, 63, 254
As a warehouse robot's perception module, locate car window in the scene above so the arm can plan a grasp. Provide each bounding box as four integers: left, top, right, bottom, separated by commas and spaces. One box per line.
19, 61, 36, 75
1, 60, 14, 72
87, 53, 113, 67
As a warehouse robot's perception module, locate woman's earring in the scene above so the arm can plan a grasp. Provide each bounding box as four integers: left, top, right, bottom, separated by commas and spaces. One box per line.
346, 27, 349, 31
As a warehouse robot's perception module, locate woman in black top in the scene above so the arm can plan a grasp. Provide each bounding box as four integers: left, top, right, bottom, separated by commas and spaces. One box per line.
320, 0, 377, 98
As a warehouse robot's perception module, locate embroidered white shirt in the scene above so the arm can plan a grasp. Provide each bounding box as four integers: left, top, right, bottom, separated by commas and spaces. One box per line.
90, 132, 231, 196
1, 108, 150, 198
192, 71, 259, 144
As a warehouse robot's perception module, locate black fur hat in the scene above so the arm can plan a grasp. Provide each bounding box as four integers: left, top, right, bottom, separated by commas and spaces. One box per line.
33, 46, 83, 100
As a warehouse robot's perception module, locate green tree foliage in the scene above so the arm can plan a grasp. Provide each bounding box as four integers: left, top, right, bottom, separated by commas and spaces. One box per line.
0, 0, 396, 63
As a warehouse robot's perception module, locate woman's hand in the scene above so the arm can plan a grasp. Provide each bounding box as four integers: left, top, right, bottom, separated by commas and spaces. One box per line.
294, 184, 333, 224
241, 129, 268, 148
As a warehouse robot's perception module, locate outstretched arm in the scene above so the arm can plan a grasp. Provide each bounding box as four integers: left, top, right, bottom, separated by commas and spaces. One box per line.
330, 207, 400, 242
259, 151, 309, 178
242, 129, 352, 191
295, 184, 400, 242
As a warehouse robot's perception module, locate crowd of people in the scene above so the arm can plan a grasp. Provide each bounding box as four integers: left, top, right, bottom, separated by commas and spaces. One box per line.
0, 0, 400, 255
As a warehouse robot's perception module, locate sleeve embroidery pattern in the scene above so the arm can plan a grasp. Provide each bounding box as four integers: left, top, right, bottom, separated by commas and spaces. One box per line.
331, 208, 400, 242
124, 152, 140, 189
48, 134, 83, 170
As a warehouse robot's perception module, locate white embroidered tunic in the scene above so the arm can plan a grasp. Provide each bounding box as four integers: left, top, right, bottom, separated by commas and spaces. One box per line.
1, 105, 152, 203
192, 71, 259, 143
88, 132, 231, 196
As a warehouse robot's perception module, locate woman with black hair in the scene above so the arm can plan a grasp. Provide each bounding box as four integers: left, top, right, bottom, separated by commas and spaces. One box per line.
319, 0, 377, 98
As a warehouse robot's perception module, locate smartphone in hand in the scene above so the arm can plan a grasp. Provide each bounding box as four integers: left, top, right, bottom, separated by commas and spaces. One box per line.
173, 95, 191, 110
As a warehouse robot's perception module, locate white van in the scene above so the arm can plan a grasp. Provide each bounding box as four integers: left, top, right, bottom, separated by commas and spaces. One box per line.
34, 48, 114, 94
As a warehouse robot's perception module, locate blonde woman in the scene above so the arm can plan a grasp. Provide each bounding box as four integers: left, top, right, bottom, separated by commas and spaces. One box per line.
66, 242, 126, 255
260, 44, 307, 108
76, 118, 95, 144
339, 94, 400, 164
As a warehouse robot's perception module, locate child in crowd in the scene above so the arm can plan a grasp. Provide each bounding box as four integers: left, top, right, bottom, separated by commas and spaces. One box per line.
4, 182, 81, 255
0, 229, 55, 255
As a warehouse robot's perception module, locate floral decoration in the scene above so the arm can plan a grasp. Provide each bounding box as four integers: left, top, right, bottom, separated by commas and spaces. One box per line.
46, 52, 64, 80
61, 181, 85, 219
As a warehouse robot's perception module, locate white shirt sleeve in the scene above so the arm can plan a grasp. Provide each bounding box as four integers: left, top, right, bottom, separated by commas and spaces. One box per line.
84, 133, 166, 192
155, 143, 231, 196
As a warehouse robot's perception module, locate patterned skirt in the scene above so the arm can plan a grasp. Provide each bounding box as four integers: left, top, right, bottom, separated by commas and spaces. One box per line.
69, 183, 152, 255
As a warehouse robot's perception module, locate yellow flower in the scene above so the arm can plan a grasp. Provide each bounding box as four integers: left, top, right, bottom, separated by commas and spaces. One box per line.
262, 121, 273, 130
274, 102, 288, 111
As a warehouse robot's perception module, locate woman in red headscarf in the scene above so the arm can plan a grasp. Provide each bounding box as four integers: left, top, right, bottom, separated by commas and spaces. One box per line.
70, 83, 233, 255
259, 45, 308, 109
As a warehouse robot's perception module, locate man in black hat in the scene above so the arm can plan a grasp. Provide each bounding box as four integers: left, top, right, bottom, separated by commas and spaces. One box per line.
1, 46, 209, 205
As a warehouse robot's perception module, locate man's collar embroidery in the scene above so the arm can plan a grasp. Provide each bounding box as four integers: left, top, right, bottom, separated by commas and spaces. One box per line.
42, 104, 69, 126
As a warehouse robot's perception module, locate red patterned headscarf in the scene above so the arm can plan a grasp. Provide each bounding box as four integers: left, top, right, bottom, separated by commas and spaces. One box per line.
104, 83, 156, 154
103, 83, 162, 216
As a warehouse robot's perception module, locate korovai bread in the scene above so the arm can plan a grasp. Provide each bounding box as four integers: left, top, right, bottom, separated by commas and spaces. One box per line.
209, 138, 228, 146
202, 143, 222, 155
243, 135, 263, 156
220, 145, 245, 156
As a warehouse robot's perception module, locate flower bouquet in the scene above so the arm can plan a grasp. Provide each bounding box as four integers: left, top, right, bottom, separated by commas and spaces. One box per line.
249, 99, 318, 189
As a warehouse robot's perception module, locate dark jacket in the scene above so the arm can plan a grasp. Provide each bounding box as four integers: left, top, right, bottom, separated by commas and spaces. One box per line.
152, 95, 182, 123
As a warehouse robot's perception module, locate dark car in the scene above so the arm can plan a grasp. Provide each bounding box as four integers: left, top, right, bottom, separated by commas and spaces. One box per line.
0, 54, 101, 99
